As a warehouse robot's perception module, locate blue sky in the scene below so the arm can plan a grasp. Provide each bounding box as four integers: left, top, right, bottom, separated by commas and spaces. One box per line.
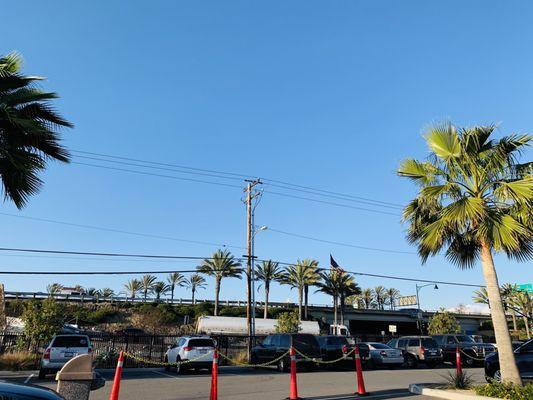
1, 1, 531, 311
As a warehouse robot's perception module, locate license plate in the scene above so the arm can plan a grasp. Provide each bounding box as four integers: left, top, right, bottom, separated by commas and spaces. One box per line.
64, 352, 76, 357
199, 349, 208, 354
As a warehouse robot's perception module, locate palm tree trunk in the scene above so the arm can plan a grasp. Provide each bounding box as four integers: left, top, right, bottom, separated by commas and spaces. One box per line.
264, 283, 269, 319
214, 278, 221, 316
480, 243, 522, 385
192, 287, 196, 305
523, 316, 531, 339
511, 312, 517, 331
171, 286, 175, 304
339, 294, 345, 326
144, 290, 147, 303
304, 285, 309, 320
333, 295, 338, 334
298, 287, 303, 320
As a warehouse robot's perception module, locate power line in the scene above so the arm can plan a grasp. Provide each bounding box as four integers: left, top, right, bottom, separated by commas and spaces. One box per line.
0, 212, 245, 250
0, 269, 200, 275
266, 228, 415, 255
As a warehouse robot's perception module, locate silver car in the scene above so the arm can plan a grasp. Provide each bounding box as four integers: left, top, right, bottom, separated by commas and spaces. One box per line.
40, 334, 92, 379
364, 342, 404, 369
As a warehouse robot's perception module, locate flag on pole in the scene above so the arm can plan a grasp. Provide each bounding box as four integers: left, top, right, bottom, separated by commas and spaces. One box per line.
330, 254, 344, 273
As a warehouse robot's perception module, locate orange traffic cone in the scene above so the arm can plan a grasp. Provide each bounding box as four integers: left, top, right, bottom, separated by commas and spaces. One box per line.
109, 351, 124, 400
353, 345, 368, 396
286, 346, 301, 400
455, 346, 463, 377
210, 348, 219, 400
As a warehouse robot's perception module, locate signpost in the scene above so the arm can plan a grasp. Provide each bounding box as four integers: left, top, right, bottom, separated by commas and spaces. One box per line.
398, 295, 417, 307
388, 324, 397, 334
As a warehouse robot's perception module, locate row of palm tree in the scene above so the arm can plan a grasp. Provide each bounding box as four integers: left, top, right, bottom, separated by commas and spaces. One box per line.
473, 284, 532, 339
122, 273, 206, 303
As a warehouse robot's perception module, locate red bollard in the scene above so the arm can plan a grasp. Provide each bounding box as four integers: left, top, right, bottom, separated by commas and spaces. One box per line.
109, 351, 124, 400
210, 348, 219, 400
287, 346, 301, 400
353, 346, 368, 396
455, 346, 463, 377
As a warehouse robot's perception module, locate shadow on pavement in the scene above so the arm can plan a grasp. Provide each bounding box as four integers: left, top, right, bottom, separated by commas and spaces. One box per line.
305, 388, 416, 399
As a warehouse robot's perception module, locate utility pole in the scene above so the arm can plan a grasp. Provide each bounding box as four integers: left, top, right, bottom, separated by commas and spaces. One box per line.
243, 178, 262, 361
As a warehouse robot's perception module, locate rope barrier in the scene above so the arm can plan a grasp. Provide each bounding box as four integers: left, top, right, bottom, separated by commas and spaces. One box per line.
218, 350, 290, 367
293, 347, 356, 365
458, 349, 489, 362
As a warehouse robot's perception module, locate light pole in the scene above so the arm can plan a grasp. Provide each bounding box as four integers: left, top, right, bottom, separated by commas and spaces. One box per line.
415, 283, 438, 334
251, 225, 268, 340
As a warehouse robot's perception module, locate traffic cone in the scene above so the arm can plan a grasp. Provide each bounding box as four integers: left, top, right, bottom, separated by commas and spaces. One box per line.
210, 348, 219, 400
353, 346, 368, 396
109, 351, 124, 400
286, 346, 301, 400
455, 346, 462, 377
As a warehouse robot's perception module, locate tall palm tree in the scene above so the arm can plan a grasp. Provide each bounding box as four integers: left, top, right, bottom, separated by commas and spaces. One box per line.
373, 286, 387, 310
398, 123, 532, 384
153, 282, 169, 302
361, 288, 375, 309
473, 287, 490, 306
186, 273, 206, 305
338, 273, 361, 326
279, 260, 318, 320
387, 288, 401, 310
255, 260, 283, 318
197, 250, 242, 316
0, 52, 72, 209
316, 270, 341, 329
124, 279, 141, 301
300, 259, 320, 319
101, 288, 114, 299
510, 291, 532, 339
501, 283, 519, 331
140, 275, 157, 302
167, 272, 186, 304
46, 283, 62, 297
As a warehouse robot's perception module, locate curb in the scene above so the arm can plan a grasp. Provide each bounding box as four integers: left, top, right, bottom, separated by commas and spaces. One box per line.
409, 384, 502, 400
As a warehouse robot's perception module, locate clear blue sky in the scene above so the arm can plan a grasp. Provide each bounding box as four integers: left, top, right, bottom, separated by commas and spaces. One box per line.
1, 1, 531, 311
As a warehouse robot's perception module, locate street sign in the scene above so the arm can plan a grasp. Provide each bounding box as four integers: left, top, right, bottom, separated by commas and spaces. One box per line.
388, 324, 397, 333
518, 284, 532, 294
398, 295, 417, 307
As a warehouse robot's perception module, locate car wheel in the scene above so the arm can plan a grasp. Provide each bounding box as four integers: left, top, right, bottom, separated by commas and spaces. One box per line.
164, 356, 171, 372
38, 369, 47, 379
277, 357, 288, 373
426, 361, 436, 369
492, 369, 501, 382
175, 356, 182, 374
405, 355, 418, 368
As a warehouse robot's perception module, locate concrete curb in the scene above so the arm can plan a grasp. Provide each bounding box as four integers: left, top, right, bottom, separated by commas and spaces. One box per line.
409, 384, 502, 400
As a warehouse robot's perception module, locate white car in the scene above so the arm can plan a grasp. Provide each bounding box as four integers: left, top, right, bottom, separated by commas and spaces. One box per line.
164, 336, 215, 374
40, 334, 93, 379
364, 342, 404, 369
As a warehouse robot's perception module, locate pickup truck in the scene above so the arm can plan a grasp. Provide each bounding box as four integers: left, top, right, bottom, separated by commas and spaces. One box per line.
433, 334, 496, 367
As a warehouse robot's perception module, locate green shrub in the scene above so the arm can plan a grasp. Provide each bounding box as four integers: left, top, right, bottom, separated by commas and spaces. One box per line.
219, 306, 247, 317
275, 311, 301, 333
475, 381, 533, 400
87, 307, 121, 324
444, 371, 472, 389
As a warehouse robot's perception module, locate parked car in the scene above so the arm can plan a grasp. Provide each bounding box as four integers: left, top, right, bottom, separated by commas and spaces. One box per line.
484, 339, 533, 382
387, 336, 442, 368
0, 381, 65, 399
251, 333, 322, 372
363, 342, 404, 369
433, 334, 496, 367
315, 336, 370, 368
40, 334, 93, 379
164, 336, 215, 374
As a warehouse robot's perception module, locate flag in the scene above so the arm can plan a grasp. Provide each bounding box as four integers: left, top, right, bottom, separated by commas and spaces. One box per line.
330, 254, 344, 273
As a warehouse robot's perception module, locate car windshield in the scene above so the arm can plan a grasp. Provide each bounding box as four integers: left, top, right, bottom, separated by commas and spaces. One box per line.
188, 339, 214, 347
421, 338, 438, 347
455, 335, 475, 343
293, 335, 317, 349
52, 336, 89, 347
369, 343, 390, 349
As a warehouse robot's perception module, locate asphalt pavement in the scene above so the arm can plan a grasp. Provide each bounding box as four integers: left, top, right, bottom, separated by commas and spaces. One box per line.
3, 365, 486, 400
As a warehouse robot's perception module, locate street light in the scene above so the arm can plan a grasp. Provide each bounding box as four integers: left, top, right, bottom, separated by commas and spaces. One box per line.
415, 283, 438, 334
251, 225, 268, 339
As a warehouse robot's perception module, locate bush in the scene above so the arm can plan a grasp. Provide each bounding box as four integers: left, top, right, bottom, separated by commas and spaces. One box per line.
219, 306, 247, 317
428, 309, 460, 335
0, 352, 39, 371
87, 307, 122, 324
475, 381, 533, 400
275, 311, 300, 333
21, 299, 64, 346
444, 371, 472, 389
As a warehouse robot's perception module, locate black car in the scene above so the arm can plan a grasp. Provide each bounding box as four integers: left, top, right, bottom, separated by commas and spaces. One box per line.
251, 333, 322, 372
315, 336, 370, 368
0, 381, 65, 399
485, 339, 533, 382
433, 334, 496, 367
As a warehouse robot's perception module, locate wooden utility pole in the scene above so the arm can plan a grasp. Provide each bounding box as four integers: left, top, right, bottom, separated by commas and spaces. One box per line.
244, 179, 261, 361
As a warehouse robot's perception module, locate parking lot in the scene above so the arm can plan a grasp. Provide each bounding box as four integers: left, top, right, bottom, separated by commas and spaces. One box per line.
5, 365, 486, 400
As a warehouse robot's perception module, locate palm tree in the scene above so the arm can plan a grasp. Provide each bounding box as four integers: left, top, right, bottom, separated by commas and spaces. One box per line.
316, 270, 341, 329
501, 283, 519, 331
361, 288, 375, 309
338, 273, 361, 326
46, 283, 62, 297
398, 123, 531, 384
167, 272, 186, 304
73, 285, 85, 294
0, 52, 72, 209
373, 286, 387, 310
510, 291, 532, 339
186, 273, 206, 304
473, 287, 490, 306
140, 275, 157, 302
153, 282, 169, 302
124, 279, 141, 301
197, 250, 242, 316
279, 260, 318, 320
101, 288, 114, 299
387, 288, 401, 310
300, 259, 320, 319
86, 288, 101, 303
255, 260, 283, 318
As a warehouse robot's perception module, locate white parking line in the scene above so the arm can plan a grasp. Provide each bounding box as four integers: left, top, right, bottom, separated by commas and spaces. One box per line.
24, 374, 34, 384
152, 370, 180, 379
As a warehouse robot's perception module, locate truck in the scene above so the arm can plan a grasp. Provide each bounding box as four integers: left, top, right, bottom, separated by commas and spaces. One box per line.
196, 316, 350, 336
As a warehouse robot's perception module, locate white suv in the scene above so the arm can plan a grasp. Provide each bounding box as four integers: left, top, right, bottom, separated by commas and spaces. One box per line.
164, 336, 215, 374
40, 334, 92, 379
